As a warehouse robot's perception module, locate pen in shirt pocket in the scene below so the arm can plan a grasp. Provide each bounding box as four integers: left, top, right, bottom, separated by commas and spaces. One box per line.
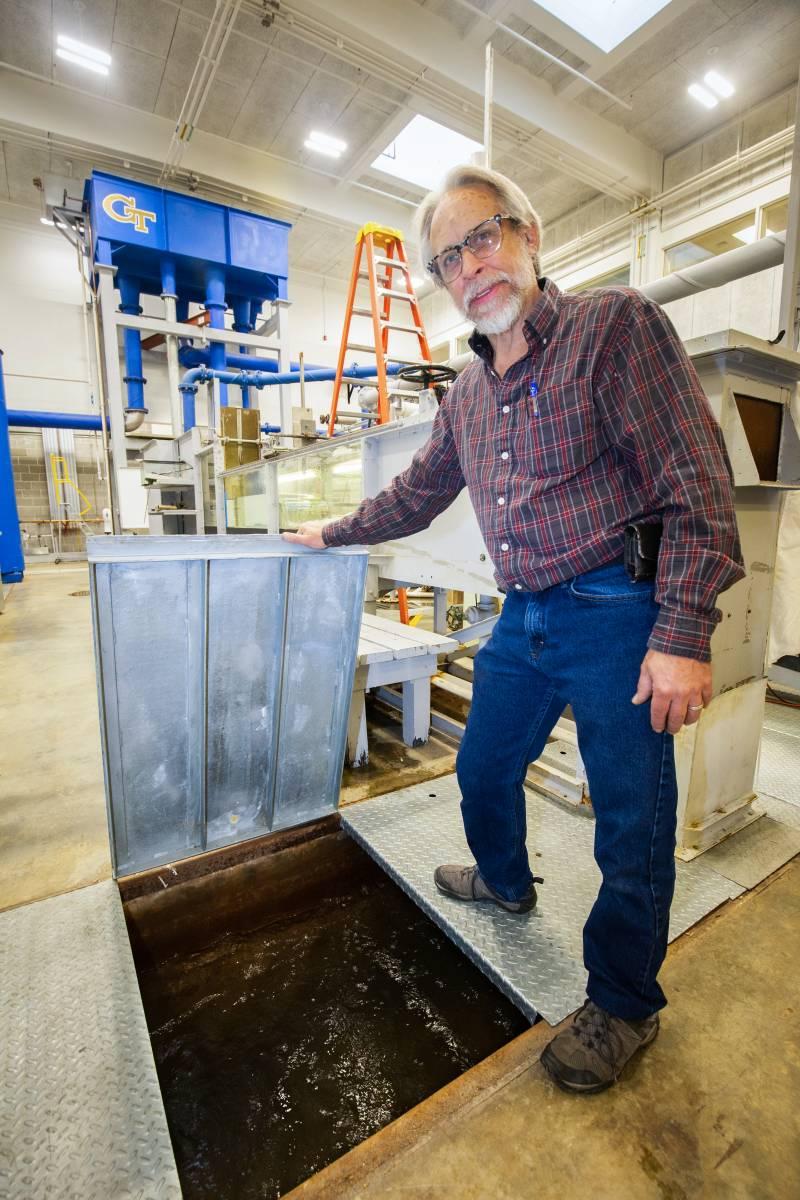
529, 381, 539, 415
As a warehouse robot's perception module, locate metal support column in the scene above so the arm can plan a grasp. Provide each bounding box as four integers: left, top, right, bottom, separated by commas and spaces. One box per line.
0, 349, 25, 584
273, 299, 293, 445
94, 262, 129, 473
778, 69, 800, 351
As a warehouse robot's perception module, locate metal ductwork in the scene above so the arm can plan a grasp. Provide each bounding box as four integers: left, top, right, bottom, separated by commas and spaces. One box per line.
640, 232, 786, 305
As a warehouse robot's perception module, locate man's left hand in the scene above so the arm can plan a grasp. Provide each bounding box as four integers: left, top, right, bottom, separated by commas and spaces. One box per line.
632, 649, 712, 734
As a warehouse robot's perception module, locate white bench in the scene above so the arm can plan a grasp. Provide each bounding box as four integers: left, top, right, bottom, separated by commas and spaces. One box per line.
347, 612, 458, 767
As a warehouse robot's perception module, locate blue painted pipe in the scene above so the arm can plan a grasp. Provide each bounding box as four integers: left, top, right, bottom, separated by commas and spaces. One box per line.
117, 274, 147, 412
205, 266, 228, 409
7, 409, 105, 431
0, 351, 25, 583
180, 363, 404, 393
178, 346, 331, 374
231, 297, 254, 409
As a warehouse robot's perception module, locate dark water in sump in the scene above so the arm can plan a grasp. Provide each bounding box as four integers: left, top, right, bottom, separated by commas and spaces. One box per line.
132, 834, 528, 1200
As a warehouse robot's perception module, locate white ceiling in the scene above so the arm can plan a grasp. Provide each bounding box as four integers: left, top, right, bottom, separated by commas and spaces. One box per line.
0, 0, 798, 278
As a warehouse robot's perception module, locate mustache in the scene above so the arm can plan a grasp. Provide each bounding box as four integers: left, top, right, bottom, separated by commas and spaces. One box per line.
462, 272, 513, 306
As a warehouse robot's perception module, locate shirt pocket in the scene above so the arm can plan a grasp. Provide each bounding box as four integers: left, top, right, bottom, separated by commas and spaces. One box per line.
523, 378, 608, 481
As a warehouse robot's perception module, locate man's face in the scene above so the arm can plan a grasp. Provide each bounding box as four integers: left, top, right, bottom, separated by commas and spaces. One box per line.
429, 186, 539, 336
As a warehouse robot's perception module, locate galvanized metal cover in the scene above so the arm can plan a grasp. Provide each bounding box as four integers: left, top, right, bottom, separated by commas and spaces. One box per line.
88, 536, 367, 876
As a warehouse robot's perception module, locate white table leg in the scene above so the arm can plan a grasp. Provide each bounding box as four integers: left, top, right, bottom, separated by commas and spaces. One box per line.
402, 674, 430, 747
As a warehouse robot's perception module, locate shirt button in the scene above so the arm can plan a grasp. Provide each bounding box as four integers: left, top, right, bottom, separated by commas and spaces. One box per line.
497, 496, 505, 505
514, 583, 523, 590
542, 337, 548, 345
502, 405, 510, 413
501, 542, 509, 551
501, 451, 509, 460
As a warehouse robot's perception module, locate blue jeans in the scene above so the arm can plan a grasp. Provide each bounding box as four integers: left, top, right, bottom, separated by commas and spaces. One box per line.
455, 561, 677, 1020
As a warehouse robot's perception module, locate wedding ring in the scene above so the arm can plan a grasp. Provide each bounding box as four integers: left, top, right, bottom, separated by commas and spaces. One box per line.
687, 704, 703, 711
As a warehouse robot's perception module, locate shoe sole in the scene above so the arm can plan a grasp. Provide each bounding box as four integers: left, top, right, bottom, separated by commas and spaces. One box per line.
540, 1019, 660, 1095
433, 878, 536, 914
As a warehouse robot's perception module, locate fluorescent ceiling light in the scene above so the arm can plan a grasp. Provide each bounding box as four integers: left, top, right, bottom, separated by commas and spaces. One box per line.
40, 216, 54, 226
410, 276, 427, 290
57, 34, 111, 64
332, 461, 362, 475
704, 70, 734, 99
529, 0, 671, 54
56, 34, 111, 75
56, 47, 109, 76
372, 115, 483, 192
305, 131, 347, 158
688, 83, 718, 109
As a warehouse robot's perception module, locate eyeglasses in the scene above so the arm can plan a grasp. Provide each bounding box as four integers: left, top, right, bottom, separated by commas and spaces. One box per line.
427, 213, 513, 284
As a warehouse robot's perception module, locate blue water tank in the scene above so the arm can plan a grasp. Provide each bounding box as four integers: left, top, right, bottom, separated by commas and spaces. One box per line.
85, 171, 291, 303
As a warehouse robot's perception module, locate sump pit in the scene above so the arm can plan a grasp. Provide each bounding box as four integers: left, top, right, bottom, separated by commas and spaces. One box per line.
123, 823, 529, 1199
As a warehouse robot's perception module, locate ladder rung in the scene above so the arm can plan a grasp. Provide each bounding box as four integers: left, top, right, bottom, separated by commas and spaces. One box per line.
374, 257, 410, 270
347, 342, 381, 354
358, 271, 390, 284
386, 355, 432, 366
382, 321, 424, 334
352, 307, 374, 317
378, 288, 415, 301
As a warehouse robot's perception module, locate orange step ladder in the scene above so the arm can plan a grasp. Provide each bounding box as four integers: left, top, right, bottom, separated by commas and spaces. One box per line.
328, 223, 432, 434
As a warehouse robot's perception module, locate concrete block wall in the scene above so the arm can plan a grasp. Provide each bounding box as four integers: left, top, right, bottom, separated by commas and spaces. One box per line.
9, 431, 109, 556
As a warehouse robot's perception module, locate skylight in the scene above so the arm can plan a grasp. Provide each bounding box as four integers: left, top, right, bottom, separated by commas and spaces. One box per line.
371, 115, 483, 192
528, 0, 672, 54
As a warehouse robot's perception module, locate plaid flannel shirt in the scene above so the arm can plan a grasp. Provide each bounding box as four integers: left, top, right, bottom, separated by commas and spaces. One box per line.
324, 279, 745, 661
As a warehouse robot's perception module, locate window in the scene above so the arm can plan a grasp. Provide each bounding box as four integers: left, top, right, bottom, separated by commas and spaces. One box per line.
664, 212, 756, 272
760, 197, 789, 237
569, 264, 631, 293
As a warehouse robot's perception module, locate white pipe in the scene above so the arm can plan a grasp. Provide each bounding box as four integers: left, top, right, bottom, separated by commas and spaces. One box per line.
640, 233, 786, 305
484, 42, 493, 171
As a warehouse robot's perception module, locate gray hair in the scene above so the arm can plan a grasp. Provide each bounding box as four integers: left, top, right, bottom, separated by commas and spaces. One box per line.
415, 164, 543, 286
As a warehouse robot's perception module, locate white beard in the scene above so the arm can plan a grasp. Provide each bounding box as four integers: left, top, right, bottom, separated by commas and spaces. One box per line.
462, 255, 538, 335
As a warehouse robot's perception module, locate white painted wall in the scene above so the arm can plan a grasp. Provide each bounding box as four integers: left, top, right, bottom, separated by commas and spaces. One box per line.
0, 203, 95, 415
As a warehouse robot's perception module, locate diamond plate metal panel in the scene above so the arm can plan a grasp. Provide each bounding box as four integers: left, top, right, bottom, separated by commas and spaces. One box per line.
341, 775, 745, 1025
0, 881, 180, 1200
89, 535, 367, 876
757, 723, 800, 808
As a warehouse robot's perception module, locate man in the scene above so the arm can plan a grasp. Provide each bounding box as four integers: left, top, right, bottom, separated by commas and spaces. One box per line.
285, 165, 744, 1094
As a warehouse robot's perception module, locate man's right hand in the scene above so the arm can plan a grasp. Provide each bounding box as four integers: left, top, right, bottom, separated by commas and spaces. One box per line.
281, 520, 328, 549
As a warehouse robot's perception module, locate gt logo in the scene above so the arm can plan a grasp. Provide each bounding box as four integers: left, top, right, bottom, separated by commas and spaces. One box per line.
102, 192, 157, 234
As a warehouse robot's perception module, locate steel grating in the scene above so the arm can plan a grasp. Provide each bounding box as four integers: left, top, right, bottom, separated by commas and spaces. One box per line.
0, 880, 180, 1199
341, 774, 745, 1025
88, 535, 367, 876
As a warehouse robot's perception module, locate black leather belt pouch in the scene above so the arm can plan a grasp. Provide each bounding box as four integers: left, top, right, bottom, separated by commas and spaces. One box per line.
624, 519, 663, 581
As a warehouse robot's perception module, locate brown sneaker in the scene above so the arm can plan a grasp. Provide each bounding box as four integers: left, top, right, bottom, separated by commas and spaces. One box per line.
541, 1000, 659, 1094
433, 864, 542, 914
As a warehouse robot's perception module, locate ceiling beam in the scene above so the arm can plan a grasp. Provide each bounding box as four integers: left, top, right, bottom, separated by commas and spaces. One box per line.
298, 0, 662, 197
335, 105, 416, 189
0, 68, 413, 235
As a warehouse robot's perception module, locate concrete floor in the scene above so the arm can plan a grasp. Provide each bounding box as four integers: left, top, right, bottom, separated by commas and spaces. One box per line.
2, 564, 799, 1198
0, 564, 110, 912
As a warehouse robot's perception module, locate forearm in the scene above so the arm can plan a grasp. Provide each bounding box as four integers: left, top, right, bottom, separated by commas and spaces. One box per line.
322, 401, 465, 547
